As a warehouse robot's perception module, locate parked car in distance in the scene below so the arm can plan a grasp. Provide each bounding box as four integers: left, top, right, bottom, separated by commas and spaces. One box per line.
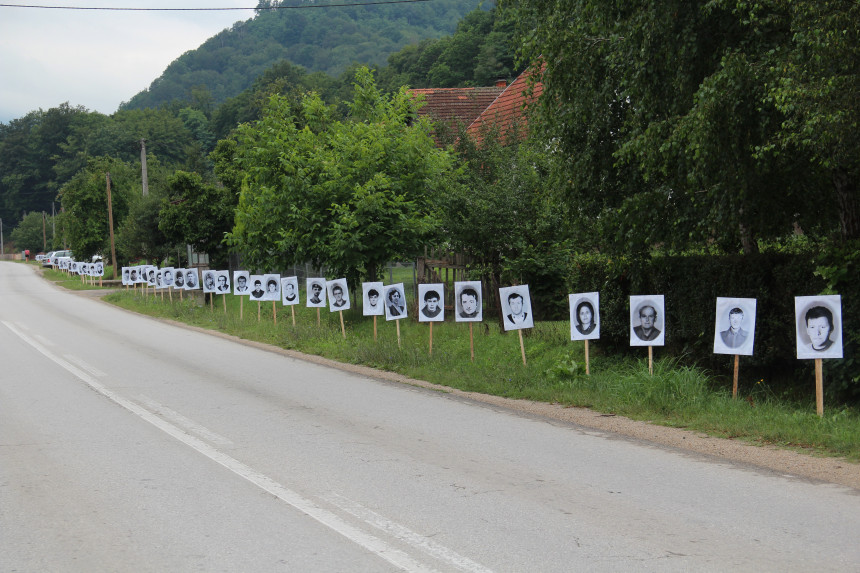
43, 250, 73, 267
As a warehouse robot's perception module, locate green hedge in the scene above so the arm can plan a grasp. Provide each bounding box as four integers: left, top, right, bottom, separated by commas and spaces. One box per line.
565, 250, 858, 403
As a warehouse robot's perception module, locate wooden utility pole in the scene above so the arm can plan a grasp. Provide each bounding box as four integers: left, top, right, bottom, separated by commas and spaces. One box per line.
42, 211, 46, 251
106, 173, 118, 279
140, 139, 149, 196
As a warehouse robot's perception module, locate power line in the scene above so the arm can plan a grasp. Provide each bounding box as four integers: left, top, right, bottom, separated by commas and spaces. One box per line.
0, 0, 429, 10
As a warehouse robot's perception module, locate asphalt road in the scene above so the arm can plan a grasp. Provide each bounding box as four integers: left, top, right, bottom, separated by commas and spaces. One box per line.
2, 261, 858, 572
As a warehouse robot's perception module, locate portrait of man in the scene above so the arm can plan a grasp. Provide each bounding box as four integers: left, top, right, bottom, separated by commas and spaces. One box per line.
795, 295, 843, 359
203, 272, 216, 293
384, 284, 407, 320
250, 278, 265, 300
713, 298, 756, 355
307, 278, 327, 307
162, 268, 174, 287
499, 285, 534, 331
362, 282, 384, 316
630, 295, 665, 346
454, 281, 482, 322
234, 271, 250, 295
185, 269, 199, 289
122, 267, 131, 285
173, 269, 185, 288
569, 292, 600, 341
95, 262, 104, 276
216, 272, 230, 293
418, 284, 444, 322
281, 276, 299, 305
326, 279, 350, 311
155, 270, 164, 288
128, 268, 137, 283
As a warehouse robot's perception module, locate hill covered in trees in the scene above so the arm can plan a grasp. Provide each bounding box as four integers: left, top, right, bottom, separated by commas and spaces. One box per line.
121, 0, 485, 111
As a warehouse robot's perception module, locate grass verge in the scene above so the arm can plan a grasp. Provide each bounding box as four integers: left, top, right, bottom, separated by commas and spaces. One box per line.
102, 288, 860, 462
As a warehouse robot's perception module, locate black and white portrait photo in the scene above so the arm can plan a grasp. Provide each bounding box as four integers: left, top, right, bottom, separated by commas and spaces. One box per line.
281, 276, 300, 305
630, 295, 666, 347
147, 267, 157, 287
306, 278, 327, 308
263, 274, 281, 301
161, 267, 174, 287
384, 283, 407, 320
713, 297, 757, 356
215, 270, 231, 294
202, 271, 217, 293
155, 270, 165, 289
569, 292, 600, 341
184, 268, 199, 290
795, 295, 843, 360
454, 281, 482, 323
362, 282, 384, 316
327, 278, 350, 311
121, 267, 131, 286
234, 270, 250, 295
248, 275, 266, 301
173, 268, 186, 288
418, 283, 444, 322
500, 285, 534, 331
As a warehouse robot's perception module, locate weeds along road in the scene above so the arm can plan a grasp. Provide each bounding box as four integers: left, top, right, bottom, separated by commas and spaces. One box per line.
1, 261, 858, 572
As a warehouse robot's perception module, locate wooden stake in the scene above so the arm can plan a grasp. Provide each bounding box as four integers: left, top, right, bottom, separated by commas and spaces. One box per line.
373, 315, 377, 341
396, 319, 401, 348
428, 321, 433, 355
469, 322, 474, 362
223, 294, 227, 313
291, 305, 296, 326
518, 329, 526, 366
210, 293, 213, 311
168, 287, 172, 302
815, 358, 824, 417
648, 345, 653, 375
339, 310, 345, 339
732, 354, 739, 399
273, 301, 277, 325
240, 296, 243, 319
317, 307, 321, 326
257, 301, 261, 322
585, 339, 590, 375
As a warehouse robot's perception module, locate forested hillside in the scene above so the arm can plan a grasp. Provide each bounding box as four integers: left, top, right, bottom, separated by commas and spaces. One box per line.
121, 0, 484, 111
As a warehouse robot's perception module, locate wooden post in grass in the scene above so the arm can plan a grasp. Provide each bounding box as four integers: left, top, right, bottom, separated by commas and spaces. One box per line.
469, 323, 475, 362
168, 286, 172, 303
240, 296, 243, 320
339, 310, 345, 339
518, 330, 527, 366
210, 293, 213, 311
223, 294, 227, 314
733, 355, 739, 399
648, 346, 653, 375
428, 321, 433, 356
373, 315, 377, 341
257, 301, 261, 322
291, 305, 296, 326
396, 319, 401, 348
272, 301, 277, 325
585, 340, 590, 375
317, 307, 321, 327
815, 358, 824, 417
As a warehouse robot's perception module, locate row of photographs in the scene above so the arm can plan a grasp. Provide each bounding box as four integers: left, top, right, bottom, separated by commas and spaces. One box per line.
121, 267, 843, 361
53, 257, 105, 277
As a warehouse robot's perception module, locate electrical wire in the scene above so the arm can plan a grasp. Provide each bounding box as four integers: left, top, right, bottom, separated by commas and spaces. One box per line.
0, 0, 429, 9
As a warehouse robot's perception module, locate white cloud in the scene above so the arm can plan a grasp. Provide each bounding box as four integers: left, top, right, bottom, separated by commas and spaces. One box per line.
0, 1, 249, 122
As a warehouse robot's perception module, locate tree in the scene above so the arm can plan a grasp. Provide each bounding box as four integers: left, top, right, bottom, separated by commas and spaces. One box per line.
158, 171, 236, 268
225, 67, 452, 284
10, 211, 51, 254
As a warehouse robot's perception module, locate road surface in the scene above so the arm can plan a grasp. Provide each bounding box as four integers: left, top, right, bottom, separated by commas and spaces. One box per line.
1, 261, 858, 572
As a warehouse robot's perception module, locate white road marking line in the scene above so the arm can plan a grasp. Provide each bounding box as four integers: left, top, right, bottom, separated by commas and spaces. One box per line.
2, 320, 462, 573
324, 492, 494, 573
63, 354, 107, 378
137, 395, 234, 447
33, 333, 54, 347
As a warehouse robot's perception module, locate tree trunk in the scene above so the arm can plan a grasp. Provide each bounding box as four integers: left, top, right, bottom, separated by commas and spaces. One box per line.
833, 169, 859, 241
738, 206, 758, 255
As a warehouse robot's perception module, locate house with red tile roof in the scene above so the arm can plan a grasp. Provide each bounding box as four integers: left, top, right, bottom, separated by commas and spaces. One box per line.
465, 66, 544, 147
408, 84, 506, 146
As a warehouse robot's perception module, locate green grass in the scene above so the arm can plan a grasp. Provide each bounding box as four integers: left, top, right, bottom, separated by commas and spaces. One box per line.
102, 288, 860, 462
40, 265, 117, 290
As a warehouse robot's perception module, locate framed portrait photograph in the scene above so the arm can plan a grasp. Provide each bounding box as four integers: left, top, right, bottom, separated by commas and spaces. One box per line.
161, 267, 175, 287
173, 268, 186, 289
233, 270, 250, 296
306, 278, 327, 308
384, 283, 407, 320
362, 282, 384, 316
454, 281, 482, 323
418, 283, 444, 322
121, 267, 131, 286
183, 268, 199, 290
499, 285, 534, 331
214, 270, 231, 294
326, 278, 350, 311
146, 266, 158, 287
569, 292, 600, 341
95, 262, 104, 277
262, 274, 281, 301
201, 270, 217, 293
713, 297, 757, 356
795, 295, 843, 360
155, 270, 166, 289
630, 295, 665, 347
248, 275, 266, 301
281, 276, 300, 306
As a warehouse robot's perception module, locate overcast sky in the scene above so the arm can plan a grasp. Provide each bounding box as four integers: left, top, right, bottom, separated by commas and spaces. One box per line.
0, 1, 252, 123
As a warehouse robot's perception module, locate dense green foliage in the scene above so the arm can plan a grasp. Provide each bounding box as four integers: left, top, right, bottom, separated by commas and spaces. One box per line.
226, 68, 452, 283
9, 212, 52, 253
121, 0, 485, 112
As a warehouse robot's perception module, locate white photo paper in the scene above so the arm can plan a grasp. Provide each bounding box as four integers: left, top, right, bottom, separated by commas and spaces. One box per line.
454, 281, 482, 322
234, 270, 250, 295
161, 267, 175, 287
384, 283, 407, 320
362, 282, 384, 316
184, 268, 199, 290
418, 283, 444, 322
500, 285, 534, 331
306, 278, 327, 307
795, 295, 843, 359
630, 295, 665, 347
201, 270, 217, 293
215, 270, 231, 294
248, 275, 266, 301
327, 278, 350, 311
281, 276, 300, 305
570, 292, 600, 341
262, 274, 281, 301
713, 297, 757, 356
173, 268, 186, 288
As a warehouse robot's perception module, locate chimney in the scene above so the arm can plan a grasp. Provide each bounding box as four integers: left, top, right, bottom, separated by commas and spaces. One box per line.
495, 79, 507, 88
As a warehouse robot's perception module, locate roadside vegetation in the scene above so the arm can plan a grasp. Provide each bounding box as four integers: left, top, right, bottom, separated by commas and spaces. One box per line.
100, 286, 860, 462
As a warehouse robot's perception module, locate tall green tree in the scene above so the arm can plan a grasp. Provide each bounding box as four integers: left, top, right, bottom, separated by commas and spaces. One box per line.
225, 67, 452, 283
10, 211, 52, 254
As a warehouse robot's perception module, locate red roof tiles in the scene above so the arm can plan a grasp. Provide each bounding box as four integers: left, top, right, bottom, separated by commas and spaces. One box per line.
409, 86, 505, 145
465, 67, 544, 146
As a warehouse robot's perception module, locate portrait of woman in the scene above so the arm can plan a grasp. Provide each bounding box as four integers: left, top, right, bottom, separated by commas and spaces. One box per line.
569, 293, 600, 341
362, 282, 384, 316
384, 284, 407, 320
795, 295, 843, 360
